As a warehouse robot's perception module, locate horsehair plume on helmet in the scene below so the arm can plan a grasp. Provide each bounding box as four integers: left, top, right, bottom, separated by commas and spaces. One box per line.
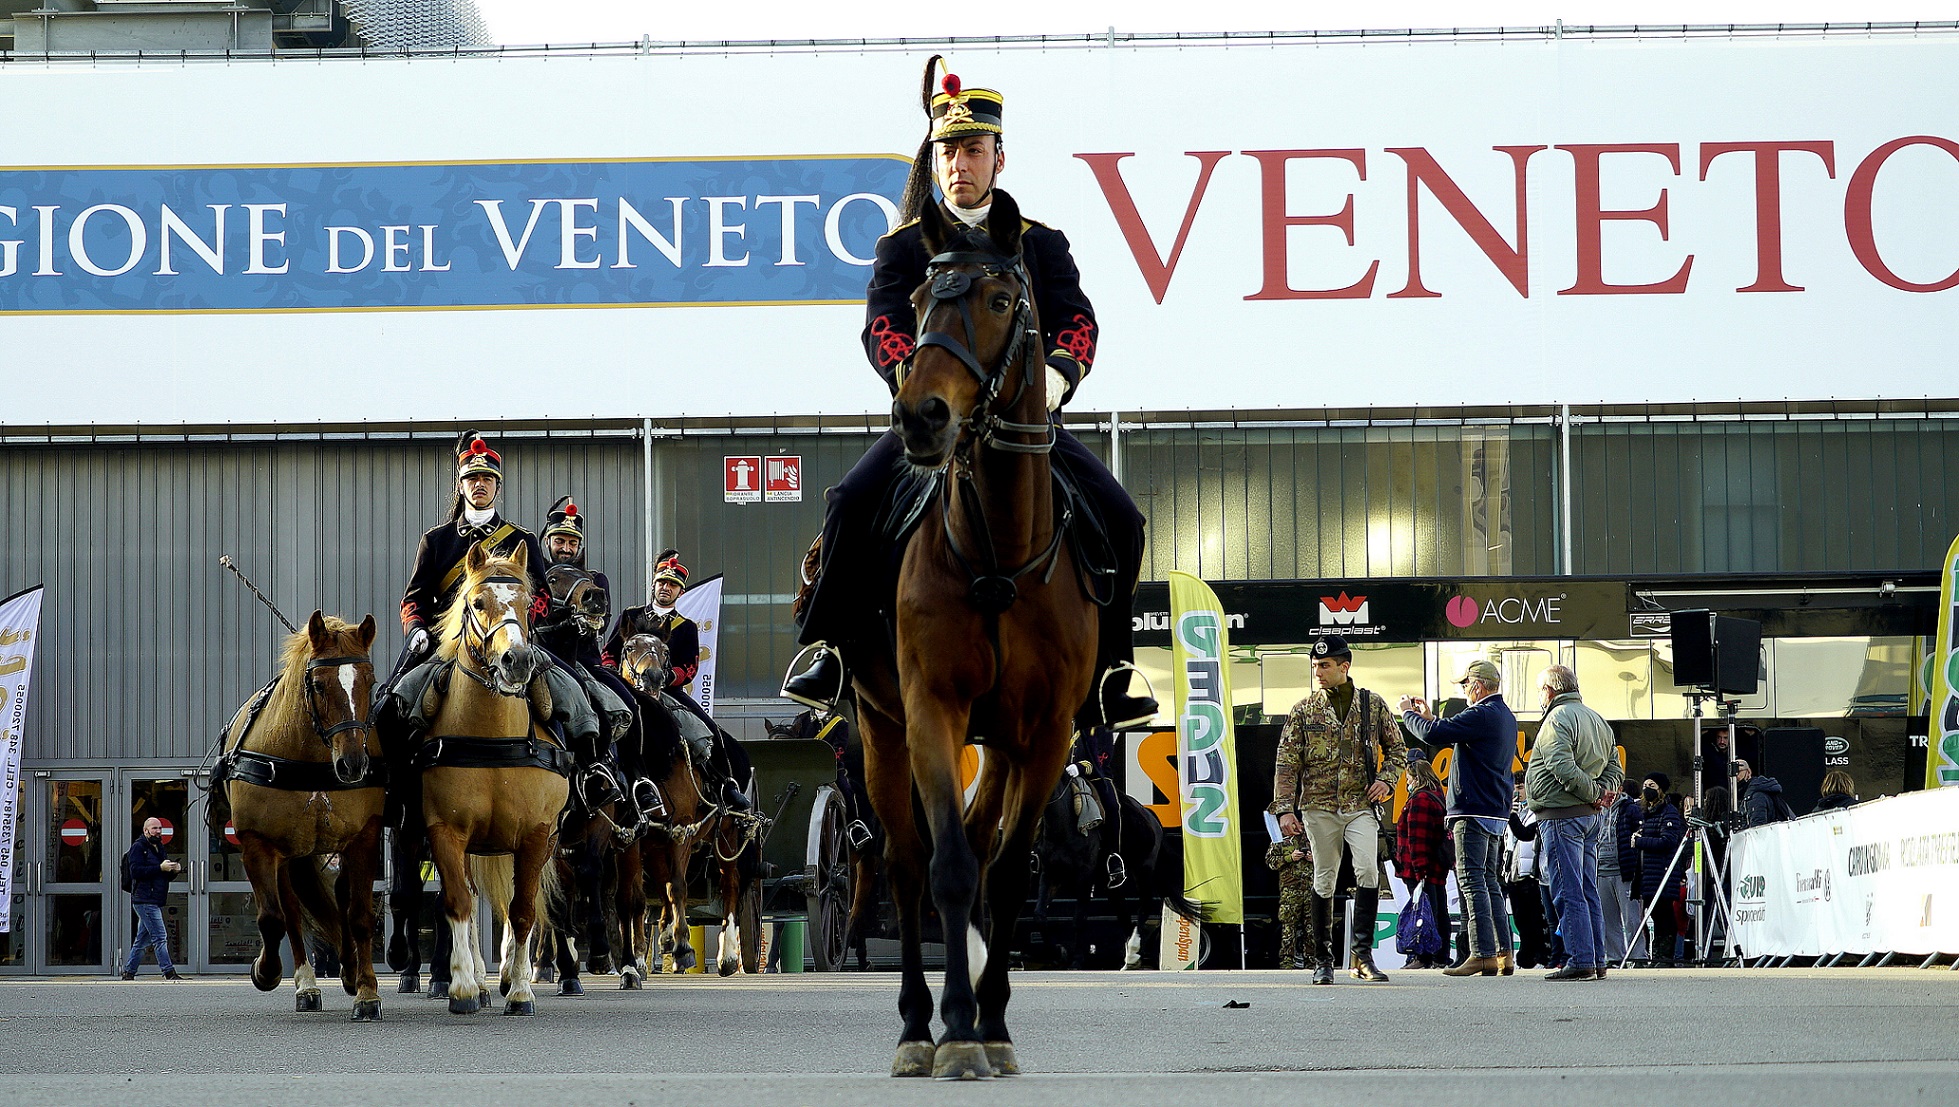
898, 54, 947, 224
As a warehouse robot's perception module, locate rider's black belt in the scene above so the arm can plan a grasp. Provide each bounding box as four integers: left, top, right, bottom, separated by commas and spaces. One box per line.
218, 748, 388, 792
413, 735, 575, 777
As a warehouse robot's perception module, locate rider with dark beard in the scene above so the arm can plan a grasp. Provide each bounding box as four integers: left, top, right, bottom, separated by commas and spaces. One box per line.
535, 497, 663, 823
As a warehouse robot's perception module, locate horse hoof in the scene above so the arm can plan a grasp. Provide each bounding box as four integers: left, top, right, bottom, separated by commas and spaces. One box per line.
386, 936, 409, 973
674, 950, 697, 972
558, 978, 584, 997
620, 970, 641, 991
536, 965, 555, 984
717, 958, 739, 978
891, 1040, 937, 1078
498, 977, 511, 998
983, 1042, 1020, 1076
251, 968, 280, 993
503, 1000, 535, 1016
295, 991, 323, 1013
932, 1041, 993, 1080
351, 1000, 383, 1023
589, 955, 613, 975
396, 972, 420, 995
428, 980, 450, 1001
447, 994, 480, 1015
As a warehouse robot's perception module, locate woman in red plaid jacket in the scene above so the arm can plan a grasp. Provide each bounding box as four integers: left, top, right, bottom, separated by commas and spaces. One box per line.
1395, 759, 1454, 968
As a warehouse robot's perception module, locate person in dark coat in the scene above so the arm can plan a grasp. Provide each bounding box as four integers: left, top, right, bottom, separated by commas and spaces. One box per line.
1631, 772, 1687, 967
781, 58, 1157, 735
120, 818, 184, 980
1394, 759, 1452, 968
1812, 770, 1859, 813
1743, 772, 1796, 826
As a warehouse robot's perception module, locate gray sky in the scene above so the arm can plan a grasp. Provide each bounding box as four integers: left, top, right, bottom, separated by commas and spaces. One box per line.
468, 2, 1955, 45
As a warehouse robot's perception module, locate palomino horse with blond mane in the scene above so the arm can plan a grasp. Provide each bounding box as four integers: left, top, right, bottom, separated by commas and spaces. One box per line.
855, 194, 1098, 1078
215, 611, 386, 1020
412, 543, 570, 1015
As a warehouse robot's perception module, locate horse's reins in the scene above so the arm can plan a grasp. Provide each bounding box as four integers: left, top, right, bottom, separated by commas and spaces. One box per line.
915, 246, 1070, 614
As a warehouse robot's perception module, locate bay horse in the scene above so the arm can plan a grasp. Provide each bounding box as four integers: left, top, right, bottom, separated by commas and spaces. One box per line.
215, 612, 386, 1020
856, 193, 1097, 1078
415, 543, 570, 1015
1032, 782, 1195, 969
620, 634, 762, 976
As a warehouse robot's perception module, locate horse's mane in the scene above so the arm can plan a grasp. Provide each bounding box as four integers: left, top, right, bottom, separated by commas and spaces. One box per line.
262, 616, 367, 737
433, 551, 529, 660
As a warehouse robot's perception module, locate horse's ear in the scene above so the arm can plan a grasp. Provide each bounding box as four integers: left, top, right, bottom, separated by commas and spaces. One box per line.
357, 614, 377, 651
466, 542, 488, 574
919, 196, 950, 257
306, 610, 329, 650
985, 189, 1023, 257
510, 542, 529, 574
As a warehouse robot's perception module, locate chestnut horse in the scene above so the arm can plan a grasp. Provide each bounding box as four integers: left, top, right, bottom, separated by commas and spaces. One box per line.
415, 543, 570, 1015
216, 612, 385, 1020
856, 194, 1097, 1078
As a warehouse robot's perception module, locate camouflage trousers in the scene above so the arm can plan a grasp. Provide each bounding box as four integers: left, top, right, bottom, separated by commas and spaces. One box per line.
1275, 861, 1313, 969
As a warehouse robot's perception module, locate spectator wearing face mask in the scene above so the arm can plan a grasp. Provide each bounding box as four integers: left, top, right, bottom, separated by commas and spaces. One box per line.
1630, 773, 1686, 968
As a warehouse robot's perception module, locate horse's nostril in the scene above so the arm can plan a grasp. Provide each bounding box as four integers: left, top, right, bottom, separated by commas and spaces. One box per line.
920, 397, 950, 428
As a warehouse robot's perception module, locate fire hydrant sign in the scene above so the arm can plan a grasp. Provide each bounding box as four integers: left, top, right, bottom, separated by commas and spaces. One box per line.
765, 456, 802, 503
723, 456, 761, 505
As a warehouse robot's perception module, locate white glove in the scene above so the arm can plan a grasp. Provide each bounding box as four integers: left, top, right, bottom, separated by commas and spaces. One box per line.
1046, 365, 1069, 412
407, 627, 431, 657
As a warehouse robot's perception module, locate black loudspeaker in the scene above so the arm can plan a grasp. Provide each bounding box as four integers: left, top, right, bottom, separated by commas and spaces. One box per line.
1760, 727, 1827, 815
1668, 610, 1761, 695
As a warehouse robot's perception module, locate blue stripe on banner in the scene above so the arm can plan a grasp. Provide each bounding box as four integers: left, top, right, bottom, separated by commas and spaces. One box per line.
0, 156, 908, 313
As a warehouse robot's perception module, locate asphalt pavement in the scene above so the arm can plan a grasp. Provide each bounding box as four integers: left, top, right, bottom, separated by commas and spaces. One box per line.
2, 967, 1952, 1107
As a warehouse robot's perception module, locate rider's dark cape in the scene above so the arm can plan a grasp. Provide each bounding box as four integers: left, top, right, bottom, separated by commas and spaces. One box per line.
399, 515, 548, 632
860, 195, 1099, 402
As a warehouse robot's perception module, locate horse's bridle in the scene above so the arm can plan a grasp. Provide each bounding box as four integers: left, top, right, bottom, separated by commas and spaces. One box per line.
302, 655, 371, 746
458, 574, 533, 697
912, 244, 1070, 613
914, 247, 1056, 457
621, 634, 670, 697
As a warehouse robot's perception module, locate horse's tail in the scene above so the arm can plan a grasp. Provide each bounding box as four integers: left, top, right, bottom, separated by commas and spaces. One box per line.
468, 853, 563, 925
1151, 830, 1204, 922
286, 855, 344, 949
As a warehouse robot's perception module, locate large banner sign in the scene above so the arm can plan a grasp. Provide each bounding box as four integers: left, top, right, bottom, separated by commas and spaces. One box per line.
0, 157, 903, 312
1926, 535, 1959, 789
1729, 788, 1959, 957
1170, 571, 1244, 925
0, 586, 46, 935
672, 573, 724, 719
5, 36, 1959, 422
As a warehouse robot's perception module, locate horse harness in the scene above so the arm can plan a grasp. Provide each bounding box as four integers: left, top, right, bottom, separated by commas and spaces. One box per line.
215, 655, 386, 792
407, 655, 576, 778
455, 573, 535, 695
915, 245, 1070, 616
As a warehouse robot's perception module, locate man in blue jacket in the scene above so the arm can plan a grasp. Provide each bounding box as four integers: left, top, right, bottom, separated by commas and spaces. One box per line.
120, 818, 185, 980
1400, 658, 1518, 978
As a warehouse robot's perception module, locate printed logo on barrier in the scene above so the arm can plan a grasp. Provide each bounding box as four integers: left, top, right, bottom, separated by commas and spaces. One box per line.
1733, 872, 1768, 925
1135, 610, 1248, 633
1309, 589, 1386, 637
1738, 874, 1766, 900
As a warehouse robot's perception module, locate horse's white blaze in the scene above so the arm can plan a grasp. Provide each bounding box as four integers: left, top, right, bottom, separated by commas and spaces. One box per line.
294, 962, 318, 994
335, 664, 357, 706
967, 924, 988, 988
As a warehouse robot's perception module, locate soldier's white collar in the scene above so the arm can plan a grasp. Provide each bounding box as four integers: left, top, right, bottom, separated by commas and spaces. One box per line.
461, 504, 496, 529
649, 601, 676, 617
948, 198, 991, 227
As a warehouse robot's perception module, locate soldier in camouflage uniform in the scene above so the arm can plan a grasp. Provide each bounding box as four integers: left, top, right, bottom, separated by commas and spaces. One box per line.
1264, 834, 1314, 970
1270, 634, 1408, 984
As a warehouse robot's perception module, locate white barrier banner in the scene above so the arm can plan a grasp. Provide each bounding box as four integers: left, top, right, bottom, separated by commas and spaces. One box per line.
0, 586, 47, 934
673, 574, 723, 718
1730, 788, 1959, 957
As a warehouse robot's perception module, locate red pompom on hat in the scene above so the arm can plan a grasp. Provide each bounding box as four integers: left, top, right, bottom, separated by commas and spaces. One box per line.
942, 73, 961, 98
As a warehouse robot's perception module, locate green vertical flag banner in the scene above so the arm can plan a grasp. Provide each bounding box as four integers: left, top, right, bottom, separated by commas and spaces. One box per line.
1170, 571, 1244, 924
1928, 534, 1959, 789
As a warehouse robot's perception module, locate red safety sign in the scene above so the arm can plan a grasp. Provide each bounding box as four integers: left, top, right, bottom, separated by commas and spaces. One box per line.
724, 455, 761, 505
59, 818, 90, 845
764, 456, 802, 503
224, 822, 240, 847
155, 818, 174, 844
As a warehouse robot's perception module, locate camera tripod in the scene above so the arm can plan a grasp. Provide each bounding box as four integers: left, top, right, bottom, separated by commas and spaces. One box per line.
1620, 691, 1748, 968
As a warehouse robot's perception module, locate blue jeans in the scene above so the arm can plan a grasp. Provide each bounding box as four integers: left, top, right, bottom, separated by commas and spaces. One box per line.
1451, 819, 1510, 958
124, 904, 176, 975
1539, 813, 1605, 969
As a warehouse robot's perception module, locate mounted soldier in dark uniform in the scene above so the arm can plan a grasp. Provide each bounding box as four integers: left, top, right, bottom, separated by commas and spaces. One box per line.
781, 59, 1158, 734
604, 550, 752, 811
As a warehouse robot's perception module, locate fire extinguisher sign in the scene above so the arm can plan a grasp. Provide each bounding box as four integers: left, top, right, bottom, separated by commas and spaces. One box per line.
765, 456, 802, 503
724, 456, 762, 504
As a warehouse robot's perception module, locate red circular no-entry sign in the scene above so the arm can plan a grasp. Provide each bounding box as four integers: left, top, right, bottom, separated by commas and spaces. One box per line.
59, 818, 90, 846
154, 817, 174, 845
223, 822, 239, 847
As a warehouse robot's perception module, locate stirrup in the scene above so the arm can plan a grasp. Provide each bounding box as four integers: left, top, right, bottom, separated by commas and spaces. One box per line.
1104, 853, 1128, 890
780, 643, 845, 712
1097, 661, 1160, 730
846, 819, 874, 850
578, 764, 624, 809
633, 778, 667, 821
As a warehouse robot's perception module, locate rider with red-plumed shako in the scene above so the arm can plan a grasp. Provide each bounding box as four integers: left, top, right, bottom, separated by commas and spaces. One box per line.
782, 60, 1158, 734
605, 550, 752, 812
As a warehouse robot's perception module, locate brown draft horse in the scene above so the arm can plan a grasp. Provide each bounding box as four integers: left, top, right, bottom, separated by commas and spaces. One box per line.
417, 543, 569, 1015
619, 634, 761, 976
217, 612, 386, 1020
856, 194, 1098, 1078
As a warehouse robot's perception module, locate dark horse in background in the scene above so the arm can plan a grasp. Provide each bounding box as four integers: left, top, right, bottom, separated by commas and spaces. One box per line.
852, 193, 1097, 1079
1032, 777, 1196, 969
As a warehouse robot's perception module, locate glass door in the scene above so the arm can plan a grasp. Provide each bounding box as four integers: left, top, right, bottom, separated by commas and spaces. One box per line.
40, 773, 113, 974
124, 774, 193, 976
193, 775, 259, 974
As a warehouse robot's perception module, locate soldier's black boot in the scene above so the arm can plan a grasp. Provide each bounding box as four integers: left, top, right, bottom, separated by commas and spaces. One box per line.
720, 776, 753, 813
1350, 887, 1390, 983
1309, 892, 1335, 985
632, 778, 666, 822
576, 760, 625, 810
781, 644, 847, 714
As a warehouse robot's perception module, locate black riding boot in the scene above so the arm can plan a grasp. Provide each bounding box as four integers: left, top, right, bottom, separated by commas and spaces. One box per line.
1350, 887, 1390, 982
575, 753, 625, 810
1309, 892, 1335, 985
782, 645, 847, 714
